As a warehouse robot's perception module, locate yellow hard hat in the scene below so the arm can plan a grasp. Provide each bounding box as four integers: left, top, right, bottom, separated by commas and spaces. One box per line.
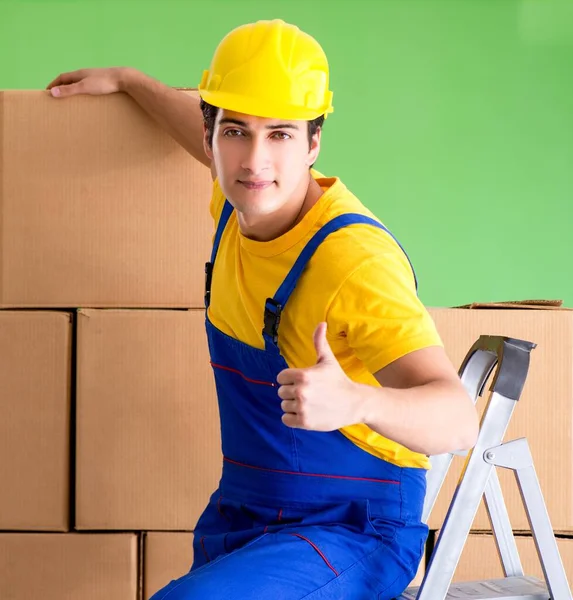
198, 19, 334, 121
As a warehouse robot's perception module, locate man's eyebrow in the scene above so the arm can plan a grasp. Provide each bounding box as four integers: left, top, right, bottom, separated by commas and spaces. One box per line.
218, 117, 249, 127
265, 123, 300, 130
218, 118, 300, 131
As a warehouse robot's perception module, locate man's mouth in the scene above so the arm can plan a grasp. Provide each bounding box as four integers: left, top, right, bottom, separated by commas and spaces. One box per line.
239, 180, 274, 190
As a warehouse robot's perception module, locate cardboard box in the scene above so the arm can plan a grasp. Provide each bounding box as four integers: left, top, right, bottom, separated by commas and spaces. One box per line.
75, 309, 221, 530
0, 311, 72, 530
0, 90, 212, 308
452, 532, 573, 582
427, 306, 573, 531
0, 532, 138, 599
143, 532, 194, 599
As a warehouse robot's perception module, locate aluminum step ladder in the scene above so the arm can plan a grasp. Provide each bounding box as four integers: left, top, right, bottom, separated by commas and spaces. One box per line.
397, 335, 572, 600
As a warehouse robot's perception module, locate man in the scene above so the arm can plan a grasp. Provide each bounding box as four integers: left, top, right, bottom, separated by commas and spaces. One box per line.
47, 19, 478, 599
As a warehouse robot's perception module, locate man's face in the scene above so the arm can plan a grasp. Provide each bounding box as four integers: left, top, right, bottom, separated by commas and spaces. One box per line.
204, 109, 321, 218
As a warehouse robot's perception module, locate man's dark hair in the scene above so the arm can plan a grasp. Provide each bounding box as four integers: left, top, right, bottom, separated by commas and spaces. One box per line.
200, 99, 324, 149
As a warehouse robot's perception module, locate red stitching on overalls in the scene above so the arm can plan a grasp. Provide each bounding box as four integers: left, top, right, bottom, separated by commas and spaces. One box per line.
263, 507, 283, 533
224, 457, 400, 485
289, 533, 339, 576
211, 362, 277, 387
217, 495, 230, 521
199, 536, 210, 562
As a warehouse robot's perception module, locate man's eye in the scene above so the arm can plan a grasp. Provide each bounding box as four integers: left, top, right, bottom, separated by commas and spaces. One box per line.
272, 132, 290, 140
224, 129, 243, 137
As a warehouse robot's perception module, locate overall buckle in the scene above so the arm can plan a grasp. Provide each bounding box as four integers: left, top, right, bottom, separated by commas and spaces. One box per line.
204, 262, 213, 306
263, 298, 283, 344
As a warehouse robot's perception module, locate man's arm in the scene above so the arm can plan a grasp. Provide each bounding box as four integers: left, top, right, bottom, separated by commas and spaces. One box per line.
277, 325, 479, 457
47, 67, 214, 175
360, 346, 479, 456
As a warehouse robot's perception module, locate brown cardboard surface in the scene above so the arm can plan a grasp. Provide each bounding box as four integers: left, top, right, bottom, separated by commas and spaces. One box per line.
0, 532, 138, 599
0, 311, 71, 530
0, 90, 212, 308
457, 299, 565, 309
452, 532, 573, 582
75, 309, 221, 530
427, 307, 573, 531
143, 532, 194, 599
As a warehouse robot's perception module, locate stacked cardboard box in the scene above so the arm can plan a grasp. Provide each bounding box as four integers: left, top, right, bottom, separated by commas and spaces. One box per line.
452, 532, 573, 581
420, 304, 573, 586
0, 90, 211, 308
0, 90, 221, 599
144, 533, 195, 599
428, 529, 573, 583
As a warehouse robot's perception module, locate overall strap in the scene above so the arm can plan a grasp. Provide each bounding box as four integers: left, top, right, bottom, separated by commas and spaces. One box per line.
262, 213, 417, 352
204, 200, 234, 308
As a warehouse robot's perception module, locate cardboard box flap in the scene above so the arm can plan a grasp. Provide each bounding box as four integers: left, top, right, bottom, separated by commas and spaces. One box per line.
455, 299, 571, 310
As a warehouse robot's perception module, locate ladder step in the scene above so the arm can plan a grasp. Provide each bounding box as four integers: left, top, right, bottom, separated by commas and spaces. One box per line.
398, 575, 549, 600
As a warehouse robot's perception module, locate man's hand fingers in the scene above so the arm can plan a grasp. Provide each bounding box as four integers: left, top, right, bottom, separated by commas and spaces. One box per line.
281, 412, 302, 429
46, 73, 67, 90
277, 385, 296, 400
46, 70, 83, 90
280, 400, 298, 414
50, 81, 86, 98
276, 368, 300, 385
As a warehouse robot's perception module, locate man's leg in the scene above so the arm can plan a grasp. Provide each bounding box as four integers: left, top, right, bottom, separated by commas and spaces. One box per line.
149, 523, 421, 600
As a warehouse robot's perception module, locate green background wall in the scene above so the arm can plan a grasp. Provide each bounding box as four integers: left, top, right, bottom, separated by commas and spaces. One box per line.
2, 0, 572, 307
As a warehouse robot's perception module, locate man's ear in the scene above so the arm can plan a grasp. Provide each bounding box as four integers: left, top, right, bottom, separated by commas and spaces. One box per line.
203, 124, 214, 161
307, 127, 322, 166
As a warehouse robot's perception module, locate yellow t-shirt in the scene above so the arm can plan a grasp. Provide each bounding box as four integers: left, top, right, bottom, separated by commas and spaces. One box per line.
208, 171, 443, 469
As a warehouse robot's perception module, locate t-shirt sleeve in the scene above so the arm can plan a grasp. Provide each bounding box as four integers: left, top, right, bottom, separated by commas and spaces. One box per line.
327, 248, 443, 375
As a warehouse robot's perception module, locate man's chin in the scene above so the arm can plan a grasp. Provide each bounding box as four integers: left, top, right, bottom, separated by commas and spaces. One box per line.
228, 192, 281, 217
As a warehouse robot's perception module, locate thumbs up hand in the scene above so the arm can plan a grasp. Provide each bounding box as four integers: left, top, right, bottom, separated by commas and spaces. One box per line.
276, 323, 364, 431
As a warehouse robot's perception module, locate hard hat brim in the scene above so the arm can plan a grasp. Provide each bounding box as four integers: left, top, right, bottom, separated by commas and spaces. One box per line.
198, 89, 332, 122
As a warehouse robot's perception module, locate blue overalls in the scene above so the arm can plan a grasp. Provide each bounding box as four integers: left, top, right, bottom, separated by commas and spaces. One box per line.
150, 201, 428, 600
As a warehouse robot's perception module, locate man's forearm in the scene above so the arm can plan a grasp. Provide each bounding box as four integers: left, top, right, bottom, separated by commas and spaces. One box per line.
119, 68, 210, 168
356, 379, 479, 456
